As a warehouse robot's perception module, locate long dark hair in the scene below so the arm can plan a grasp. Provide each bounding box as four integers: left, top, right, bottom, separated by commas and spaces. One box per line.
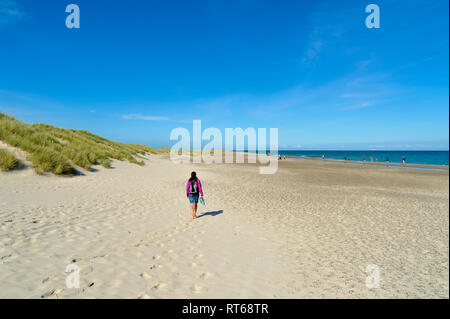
189, 171, 197, 182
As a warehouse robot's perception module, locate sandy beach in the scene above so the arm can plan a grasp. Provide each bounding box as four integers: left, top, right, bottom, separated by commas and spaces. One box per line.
0, 155, 448, 299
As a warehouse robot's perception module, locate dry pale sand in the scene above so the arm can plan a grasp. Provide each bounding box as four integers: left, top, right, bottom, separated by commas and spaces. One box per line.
0, 154, 448, 298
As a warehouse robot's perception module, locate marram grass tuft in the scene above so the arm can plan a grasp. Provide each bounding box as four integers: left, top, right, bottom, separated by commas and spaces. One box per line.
0, 112, 168, 175
0, 149, 22, 172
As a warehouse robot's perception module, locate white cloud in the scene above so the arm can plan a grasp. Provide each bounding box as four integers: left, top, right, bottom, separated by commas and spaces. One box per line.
121, 114, 170, 121
342, 101, 375, 110
355, 57, 378, 71
302, 40, 324, 64
0, 0, 26, 26
300, 2, 348, 66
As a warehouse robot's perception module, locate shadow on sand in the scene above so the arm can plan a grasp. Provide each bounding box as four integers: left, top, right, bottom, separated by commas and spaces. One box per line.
197, 210, 224, 218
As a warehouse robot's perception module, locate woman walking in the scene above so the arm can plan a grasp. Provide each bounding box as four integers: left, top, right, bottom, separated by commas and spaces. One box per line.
186, 171, 204, 220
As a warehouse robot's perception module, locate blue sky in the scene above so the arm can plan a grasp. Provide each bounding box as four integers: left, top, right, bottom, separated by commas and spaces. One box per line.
0, 0, 448, 149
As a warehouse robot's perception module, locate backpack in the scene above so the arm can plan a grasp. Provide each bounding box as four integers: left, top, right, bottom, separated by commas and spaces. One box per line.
189, 179, 198, 193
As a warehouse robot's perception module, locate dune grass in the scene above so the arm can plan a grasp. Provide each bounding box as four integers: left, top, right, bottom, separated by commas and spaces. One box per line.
0, 112, 167, 175
0, 149, 22, 172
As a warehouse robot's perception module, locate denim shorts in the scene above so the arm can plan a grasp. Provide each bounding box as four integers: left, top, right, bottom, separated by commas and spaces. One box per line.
188, 193, 199, 204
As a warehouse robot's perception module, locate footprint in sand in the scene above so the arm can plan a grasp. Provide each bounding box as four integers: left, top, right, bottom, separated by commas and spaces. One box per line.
190, 284, 205, 293
0, 254, 12, 263
152, 283, 167, 290
42, 276, 57, 284
92, 254, 108, 259
140, 272, 152, 279
41, 288, 61, 298
83, 265, 94, 274
149, 264, 163, 270
138, 293, 152, 299
200, 272, 213, 279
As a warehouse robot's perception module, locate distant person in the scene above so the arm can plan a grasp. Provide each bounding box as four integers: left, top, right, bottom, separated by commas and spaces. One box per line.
322, 154, 325, 160
278, 155, 282, 160
363, 155, 366, 163
283, 156, 286, 160
370, 156, 374, 162
344, 156, 347, 162
186, 171, 204, 220
386, 157, 390, 167
402, 156, 406, 166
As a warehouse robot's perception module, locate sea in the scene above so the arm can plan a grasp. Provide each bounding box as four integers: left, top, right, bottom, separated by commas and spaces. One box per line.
274, 150, 449, 166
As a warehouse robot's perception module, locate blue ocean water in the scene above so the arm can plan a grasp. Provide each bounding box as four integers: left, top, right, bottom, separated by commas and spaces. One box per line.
276, 151, 449, 166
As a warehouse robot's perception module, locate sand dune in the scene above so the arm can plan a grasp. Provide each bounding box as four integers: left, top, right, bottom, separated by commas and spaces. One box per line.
0, 155, 448, 298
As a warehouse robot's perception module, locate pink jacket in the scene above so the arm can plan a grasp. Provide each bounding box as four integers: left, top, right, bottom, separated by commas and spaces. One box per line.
186, 179, 203, 196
